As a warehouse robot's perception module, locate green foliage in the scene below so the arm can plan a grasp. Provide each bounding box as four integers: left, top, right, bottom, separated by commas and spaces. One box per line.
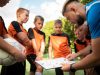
61, 18, 76, 41
61, 18, 76, 50
42, 21, 54, 53
81, 0, 92, 4
42, 21, 54, 44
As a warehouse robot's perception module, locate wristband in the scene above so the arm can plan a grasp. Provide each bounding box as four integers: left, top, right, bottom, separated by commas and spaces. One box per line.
70, 63, 76, 72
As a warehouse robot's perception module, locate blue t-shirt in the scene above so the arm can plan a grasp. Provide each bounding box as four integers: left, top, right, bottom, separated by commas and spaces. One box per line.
86, 0, 100, 39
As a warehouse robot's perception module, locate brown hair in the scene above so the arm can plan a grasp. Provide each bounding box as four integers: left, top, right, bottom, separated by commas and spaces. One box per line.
54, 19, 62, 26
0, 0, 10, 7
16, 8, 29, 17
62, 0, 79, 16
34, 15, 44, 23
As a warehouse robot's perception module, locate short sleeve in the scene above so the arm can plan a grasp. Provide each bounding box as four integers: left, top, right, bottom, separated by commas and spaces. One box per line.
0, 16, 8, 36
28, 28, 35, 40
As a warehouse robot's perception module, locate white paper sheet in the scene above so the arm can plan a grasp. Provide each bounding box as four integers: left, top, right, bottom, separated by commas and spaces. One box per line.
35, 58, 75, 69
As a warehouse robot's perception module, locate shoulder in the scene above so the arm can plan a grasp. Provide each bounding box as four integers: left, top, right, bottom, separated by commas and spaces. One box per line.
10, 21, 22, 32
61, 33, 69, 38
51, 33, 56, 36
37, 30, 45, 36
28, 28, 33, 32
11, 21, 20, 27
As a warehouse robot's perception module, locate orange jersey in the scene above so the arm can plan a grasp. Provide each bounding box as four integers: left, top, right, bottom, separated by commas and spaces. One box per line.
8, 21, 27, 42
74, 38, 91, 53
8, 21, 34, 55
49, 33, 71, 58
0, 16, 8, 37
27, 28, 45, 54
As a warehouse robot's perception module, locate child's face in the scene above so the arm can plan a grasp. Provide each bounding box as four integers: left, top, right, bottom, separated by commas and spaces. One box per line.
34, 18, 43, 30
75, 26, 85, 40
18, 10, 29, 23
54, 24, 62, 34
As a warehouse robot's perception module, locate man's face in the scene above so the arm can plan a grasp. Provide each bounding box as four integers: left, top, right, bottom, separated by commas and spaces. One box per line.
64, 10, 84, 25
0, 0, 10, 7
64, 3, 85, 25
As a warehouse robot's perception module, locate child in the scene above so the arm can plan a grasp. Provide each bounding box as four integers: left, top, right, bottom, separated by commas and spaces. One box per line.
74, 26, 91, 58
74, 26, 98, 75
1, 8, 32, 75
48, 19, 73, 75
27, 15, 45, 75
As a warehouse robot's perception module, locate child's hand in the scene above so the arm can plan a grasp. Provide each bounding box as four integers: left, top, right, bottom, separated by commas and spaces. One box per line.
66, 53, 78, 60
61, 63, 70, 72
36, 56, 43, 60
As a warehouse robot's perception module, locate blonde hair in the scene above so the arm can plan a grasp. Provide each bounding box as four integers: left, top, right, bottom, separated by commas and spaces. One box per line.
16, 8, 29, 17
34, 15, 44, 23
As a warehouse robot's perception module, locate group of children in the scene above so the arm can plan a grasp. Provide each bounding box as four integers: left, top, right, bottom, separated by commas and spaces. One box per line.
0, 7, 93, 75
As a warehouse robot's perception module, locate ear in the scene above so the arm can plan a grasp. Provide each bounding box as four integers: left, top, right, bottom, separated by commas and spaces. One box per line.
70, 7, 77, 12
17, 13, 20, 18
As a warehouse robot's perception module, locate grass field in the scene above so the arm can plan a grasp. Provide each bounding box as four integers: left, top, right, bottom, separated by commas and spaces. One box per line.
0, 61, 84, 75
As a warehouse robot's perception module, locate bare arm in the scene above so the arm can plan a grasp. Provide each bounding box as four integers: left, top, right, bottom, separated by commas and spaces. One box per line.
77, 44, 91, 57
31, 39, 39, 55
0, 36, 25, 62
66, 44, 91, 60
3, 34, 11, 38
73, 38, 100, 69
17, 32, 32, 48
40, 40, 45, 57
48, 42, 53, 59
62, 37, 100, 71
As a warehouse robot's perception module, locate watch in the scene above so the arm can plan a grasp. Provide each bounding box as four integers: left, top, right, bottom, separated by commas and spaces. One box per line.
70, 63, 76, 72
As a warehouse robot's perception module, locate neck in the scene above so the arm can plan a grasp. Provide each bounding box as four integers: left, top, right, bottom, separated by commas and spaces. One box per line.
17, 19, 23, 25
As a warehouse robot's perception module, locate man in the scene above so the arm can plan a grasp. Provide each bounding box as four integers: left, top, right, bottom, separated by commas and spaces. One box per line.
61, 0, 100, 74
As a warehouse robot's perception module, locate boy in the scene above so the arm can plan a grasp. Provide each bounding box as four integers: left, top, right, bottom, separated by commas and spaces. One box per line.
1, 8, 32, 75
27, 15, 45, 75
48, 19, 73, 75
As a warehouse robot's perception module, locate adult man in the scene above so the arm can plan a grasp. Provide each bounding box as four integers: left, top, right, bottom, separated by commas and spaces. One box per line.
61, 0, 100, 74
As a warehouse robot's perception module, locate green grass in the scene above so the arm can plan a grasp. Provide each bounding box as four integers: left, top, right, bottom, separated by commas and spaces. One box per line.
0, 61, 84, 75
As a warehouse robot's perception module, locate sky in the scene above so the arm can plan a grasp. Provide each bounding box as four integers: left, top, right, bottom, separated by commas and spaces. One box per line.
0, 0, 67, 30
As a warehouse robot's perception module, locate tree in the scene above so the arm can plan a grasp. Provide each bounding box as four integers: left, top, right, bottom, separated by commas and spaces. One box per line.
81, 0, 92, 4
42, 18, 76, 53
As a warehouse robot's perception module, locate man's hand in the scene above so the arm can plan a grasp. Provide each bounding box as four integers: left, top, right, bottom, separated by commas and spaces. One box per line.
61, 63, 70, 72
